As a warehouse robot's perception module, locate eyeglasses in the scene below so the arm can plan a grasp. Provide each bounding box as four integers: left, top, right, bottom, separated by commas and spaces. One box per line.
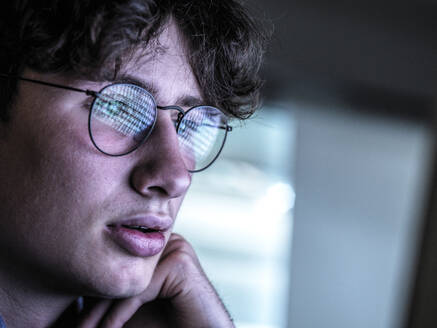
0, 74, 232, 172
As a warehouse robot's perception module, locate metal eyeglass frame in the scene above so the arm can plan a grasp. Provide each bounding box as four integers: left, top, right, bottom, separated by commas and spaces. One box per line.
0, 73, 233, 172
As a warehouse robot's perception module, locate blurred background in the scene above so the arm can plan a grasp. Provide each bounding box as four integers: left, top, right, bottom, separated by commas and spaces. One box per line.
174, 1, 437, 327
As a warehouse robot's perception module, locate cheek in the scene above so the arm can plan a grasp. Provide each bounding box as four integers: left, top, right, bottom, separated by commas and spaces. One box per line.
35, 121, 123, 210
2, 107, 121, 224
0, 110, 128, 260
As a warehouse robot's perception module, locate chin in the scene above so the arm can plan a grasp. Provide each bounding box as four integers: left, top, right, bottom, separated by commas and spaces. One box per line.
80, 258, 157, 299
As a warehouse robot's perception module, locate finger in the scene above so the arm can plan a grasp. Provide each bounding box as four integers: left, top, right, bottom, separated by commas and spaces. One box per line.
168, 232, 184, 241
140, 241, 203, 303
76, 299, 113, 328
159, 233, 186, 256
99, 297, 142, 328
158, 233, 196, 264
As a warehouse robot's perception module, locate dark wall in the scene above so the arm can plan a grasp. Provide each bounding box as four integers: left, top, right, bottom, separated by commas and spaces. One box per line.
253, 0, 437, 120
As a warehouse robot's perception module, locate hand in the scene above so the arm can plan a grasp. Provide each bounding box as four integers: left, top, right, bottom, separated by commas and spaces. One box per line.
76, 233, 235, 328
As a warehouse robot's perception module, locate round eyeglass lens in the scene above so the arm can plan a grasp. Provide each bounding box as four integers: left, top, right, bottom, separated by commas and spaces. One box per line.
89, 83, 157, 156
177, 106, 229, 172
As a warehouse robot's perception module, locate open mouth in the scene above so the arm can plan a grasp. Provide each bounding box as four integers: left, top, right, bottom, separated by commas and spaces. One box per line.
106, 222, 166, 257
121, 224, 159, 233
107, 215, 172, 235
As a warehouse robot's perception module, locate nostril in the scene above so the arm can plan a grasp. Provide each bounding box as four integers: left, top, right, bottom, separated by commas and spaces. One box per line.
144, 185, 168, 196
129, 161, 191, 199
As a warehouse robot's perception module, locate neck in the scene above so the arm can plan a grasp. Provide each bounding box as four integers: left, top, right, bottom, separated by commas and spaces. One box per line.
0, 269, 76, 328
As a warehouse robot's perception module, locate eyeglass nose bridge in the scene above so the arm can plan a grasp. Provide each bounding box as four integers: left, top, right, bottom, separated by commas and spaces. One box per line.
157, 105, 185, 131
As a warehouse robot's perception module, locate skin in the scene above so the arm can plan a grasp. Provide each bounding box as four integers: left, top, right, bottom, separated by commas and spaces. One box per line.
0, 21, 234, 327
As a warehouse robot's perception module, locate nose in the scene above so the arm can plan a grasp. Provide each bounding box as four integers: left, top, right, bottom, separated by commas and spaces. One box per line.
130, 112, 191, 199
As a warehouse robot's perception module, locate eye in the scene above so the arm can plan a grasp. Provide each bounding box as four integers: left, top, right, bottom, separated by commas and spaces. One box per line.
95, 96, 127, 116
179, 119, 199, 134
107, 100, 123, 116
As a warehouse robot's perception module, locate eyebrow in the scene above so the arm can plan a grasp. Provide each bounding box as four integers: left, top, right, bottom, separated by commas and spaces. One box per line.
112, 74, 204, 108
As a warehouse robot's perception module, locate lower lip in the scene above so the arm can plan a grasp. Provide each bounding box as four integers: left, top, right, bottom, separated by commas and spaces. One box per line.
107, 226, 166, 257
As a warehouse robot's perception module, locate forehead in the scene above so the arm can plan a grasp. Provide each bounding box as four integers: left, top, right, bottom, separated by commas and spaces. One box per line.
116, 21, 202, 106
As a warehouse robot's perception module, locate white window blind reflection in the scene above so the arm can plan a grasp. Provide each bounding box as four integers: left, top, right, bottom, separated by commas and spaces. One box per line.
175, 107, 295, 328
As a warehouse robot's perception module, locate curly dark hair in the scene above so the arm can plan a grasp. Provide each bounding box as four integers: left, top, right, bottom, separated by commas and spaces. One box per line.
0, 0, 268, 121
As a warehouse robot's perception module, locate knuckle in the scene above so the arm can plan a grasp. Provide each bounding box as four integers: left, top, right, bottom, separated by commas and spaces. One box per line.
168, 248, 198, 272
165, 234, 203, 274
169, 232, 184, 242
175, 240, 193, 252
169, 235, 194, 253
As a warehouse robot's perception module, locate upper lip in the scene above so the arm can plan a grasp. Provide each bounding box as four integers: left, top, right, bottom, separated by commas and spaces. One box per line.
107, 214, 173, 232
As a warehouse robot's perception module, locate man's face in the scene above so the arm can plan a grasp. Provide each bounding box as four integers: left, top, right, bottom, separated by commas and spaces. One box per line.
0, 23, 198, 297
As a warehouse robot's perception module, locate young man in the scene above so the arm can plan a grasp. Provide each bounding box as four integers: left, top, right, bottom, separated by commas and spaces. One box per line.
0, 0, 266, 327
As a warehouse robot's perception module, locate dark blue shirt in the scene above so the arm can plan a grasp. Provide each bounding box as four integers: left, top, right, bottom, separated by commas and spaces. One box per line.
0, 315, 6, 328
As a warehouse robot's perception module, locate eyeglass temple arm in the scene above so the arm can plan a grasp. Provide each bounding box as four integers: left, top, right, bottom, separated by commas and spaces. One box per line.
0, 73, 98, 97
